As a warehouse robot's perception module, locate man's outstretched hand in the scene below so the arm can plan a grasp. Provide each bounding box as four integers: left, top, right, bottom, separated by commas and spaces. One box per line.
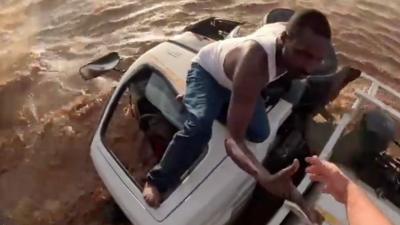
306, 155, 351, 204
225, 137, 299, 199
224, 138, 323, 224
258, 159, 323, 224
258, 159, 299, 199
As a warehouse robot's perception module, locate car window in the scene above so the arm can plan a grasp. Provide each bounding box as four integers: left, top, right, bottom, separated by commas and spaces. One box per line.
145, 72, 186, 129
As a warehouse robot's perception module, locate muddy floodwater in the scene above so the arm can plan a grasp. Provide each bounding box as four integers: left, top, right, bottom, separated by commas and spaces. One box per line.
0, 0, 399, 224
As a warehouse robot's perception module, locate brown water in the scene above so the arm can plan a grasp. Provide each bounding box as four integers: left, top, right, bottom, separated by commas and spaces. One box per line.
1, 0, 400, 224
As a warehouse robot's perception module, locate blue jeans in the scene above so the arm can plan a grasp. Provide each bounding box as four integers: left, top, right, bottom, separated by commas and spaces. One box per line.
147, 63, 270, 193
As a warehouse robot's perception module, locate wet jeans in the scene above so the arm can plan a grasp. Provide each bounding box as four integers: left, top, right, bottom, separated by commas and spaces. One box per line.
147, 63, 270, 193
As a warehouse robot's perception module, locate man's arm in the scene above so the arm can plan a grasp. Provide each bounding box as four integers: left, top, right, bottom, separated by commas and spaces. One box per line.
346, 182, 393, 225
225, 40, 270, 178
306, 156, 394, 225
223, 42, 322, 223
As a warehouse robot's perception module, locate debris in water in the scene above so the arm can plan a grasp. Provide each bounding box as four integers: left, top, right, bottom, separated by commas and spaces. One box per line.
63, 125, 75, 136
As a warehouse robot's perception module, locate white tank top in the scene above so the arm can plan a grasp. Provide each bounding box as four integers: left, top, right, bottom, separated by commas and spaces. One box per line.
192, 22, 286, 90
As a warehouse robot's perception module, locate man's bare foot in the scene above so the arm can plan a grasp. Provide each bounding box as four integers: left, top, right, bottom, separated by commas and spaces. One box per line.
143, 182, 161, 208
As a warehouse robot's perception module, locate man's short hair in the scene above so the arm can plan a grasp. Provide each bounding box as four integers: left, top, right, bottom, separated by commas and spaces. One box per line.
286, 9, 331, 40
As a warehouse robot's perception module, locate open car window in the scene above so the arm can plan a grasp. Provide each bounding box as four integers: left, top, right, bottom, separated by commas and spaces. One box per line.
102, 87, 149, 188
102, 67, 190, 189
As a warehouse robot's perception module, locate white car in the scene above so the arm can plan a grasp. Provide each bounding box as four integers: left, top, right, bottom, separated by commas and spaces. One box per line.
80, 8, 400, 225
